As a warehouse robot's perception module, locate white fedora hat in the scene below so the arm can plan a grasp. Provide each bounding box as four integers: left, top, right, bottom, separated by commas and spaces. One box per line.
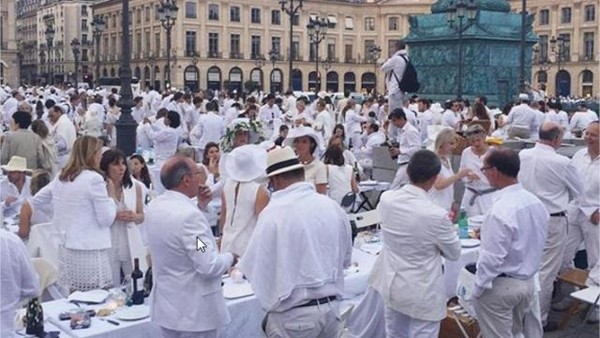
224, 145, 267, 182
283, 126, 323, 151
266, 147, 304, 177
1, 156, 32, 172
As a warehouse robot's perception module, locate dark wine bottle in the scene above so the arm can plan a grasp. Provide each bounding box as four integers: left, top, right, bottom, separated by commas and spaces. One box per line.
143, 266, 153, 297
25, 297, 44, 337
131, 258, 144, 305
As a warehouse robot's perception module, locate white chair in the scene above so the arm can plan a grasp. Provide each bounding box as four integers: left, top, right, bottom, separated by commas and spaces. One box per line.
27, 222, 61, 268
571, 286, 600, 336
348, 210, 381, 231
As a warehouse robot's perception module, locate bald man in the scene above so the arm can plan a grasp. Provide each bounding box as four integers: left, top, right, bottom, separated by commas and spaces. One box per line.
518, 121, 583, 331
145, 156, 238, 338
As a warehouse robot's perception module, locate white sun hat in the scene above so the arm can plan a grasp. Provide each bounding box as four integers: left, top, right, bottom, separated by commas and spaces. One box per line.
1, 156, 32, 173
283, 126, 323, 152
224, 144, 268, 182
266, 146, 304, 177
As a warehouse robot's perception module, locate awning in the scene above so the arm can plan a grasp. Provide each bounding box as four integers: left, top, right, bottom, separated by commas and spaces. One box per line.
328, 15, 338, 25
345, 17, 354, 29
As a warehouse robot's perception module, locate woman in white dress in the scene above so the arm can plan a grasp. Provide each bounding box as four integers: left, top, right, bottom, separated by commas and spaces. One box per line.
104, 97, 121, 147
284, 126, 328, 194
143, 110, 181, 194
101, 149, 146, 286
459, 125, 498, 217
428, 128, 473, 212
18, 169, 53, 239
219, 145, 269, 257
324, 144, 358, 207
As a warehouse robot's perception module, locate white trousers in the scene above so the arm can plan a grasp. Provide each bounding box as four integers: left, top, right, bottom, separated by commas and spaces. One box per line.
388, 92, 405, 113
538, 216, 567, 323
160, 327, 219, 338
264, 301, 341, 338
562, 214, 599, 272
383, 306, 440, 338
473, 276, 535, 338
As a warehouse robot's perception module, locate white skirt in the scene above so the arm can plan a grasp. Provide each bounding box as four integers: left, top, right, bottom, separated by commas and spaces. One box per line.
59, 247, 113, 292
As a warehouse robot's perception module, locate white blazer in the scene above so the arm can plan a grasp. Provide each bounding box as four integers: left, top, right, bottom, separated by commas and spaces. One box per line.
145, 190, 234, 332
370, 184, 461, 322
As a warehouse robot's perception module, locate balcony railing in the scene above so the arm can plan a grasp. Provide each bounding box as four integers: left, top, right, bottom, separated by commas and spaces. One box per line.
208, 51, 222, 58
229, 52, 244, 59
579, 54, 595, 62
345, 58, 356, 63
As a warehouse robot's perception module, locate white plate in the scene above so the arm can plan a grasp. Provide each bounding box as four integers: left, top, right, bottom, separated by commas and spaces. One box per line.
68, 289, 110, 304
114, 305, 150, 321
461, 238, 480, 248
360, 180, 378, 186
223, 281, 254, 299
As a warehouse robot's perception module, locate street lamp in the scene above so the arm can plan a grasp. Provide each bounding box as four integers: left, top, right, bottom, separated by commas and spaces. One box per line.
91, 15, 105, 85
45, 25, 55, 85
550, 35, 569, 70
39, 51, 46, 85
446, 0, 477, 98
158, 0, 179, 88
268, 49, 279, 69
532, 45, 551, 72
279, 0, 303, 91
307, 16, 328, 91
369, 45, 381, 94
254, 55, 266, 68
70, 38, 81, 86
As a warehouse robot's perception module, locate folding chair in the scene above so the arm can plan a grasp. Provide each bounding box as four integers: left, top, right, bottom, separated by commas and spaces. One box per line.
557, 268, 589, 329
571, 286, 600, 337
347, 210, 381, 232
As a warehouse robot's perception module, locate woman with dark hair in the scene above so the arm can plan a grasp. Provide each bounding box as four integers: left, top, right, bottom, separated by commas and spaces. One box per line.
143, 110, 181, 193
31, 119, 58, 177
129, 154, 152, 189
18, 170, 53, 239
201, 142, 220, 185
284, 126, 328, 194
101, 148, 146, 286
333, 123, 350, 149
105, 97, 121, 146
324, 145, 358, 207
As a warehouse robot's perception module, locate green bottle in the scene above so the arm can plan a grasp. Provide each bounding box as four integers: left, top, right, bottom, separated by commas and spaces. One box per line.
458, 208, 469, 239
25, 297, 44, 337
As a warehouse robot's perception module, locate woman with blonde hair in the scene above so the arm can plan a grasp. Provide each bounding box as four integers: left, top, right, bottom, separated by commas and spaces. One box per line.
428, 128, 474, 211
34, 135, 117, 292
18, 169, 53, 239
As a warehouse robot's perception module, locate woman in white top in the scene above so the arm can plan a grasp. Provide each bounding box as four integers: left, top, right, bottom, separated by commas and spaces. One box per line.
199, 142, 222, 228
35, 136, 117, 292
143, 110, 181, 194
18, 169, 53, 239
284, 126, 328, 194
343, 100, 368, 151
428, 128, 473, 211
219, 145, 269, 257
104, 97, 121, 147
324, 144, 358, 207
101, 149, 145, 286
459, 125, 498, 217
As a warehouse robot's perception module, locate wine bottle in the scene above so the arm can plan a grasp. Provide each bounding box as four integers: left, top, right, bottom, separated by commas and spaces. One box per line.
25, 297, 44, 337
131, 258, 144, 305
457, 208, 469, 239
143, 266, 153, 297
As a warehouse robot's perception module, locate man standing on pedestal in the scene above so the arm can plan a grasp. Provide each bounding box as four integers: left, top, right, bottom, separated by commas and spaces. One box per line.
381, 41, 408, 113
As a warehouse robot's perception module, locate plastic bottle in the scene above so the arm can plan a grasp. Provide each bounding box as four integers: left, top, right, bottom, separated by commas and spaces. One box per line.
458, 208, 469, 239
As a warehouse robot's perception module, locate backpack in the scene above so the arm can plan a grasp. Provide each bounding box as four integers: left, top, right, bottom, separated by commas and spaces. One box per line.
395, 55, 420, 93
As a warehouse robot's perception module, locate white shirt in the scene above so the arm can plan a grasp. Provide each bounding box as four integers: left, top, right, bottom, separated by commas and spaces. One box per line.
396, 122, 421, 164
2, 97, 19, 125
473, 183, 549, 297
258, 104, 283, 133
381, 50, 408, 95
359, 131, 386, 161
1, 176, 31, 217
417, 110, 435, 142
193, 111, 225, 149
569, 148, 600, 221
506, 103, 539, 134
238, 182, 352, 312
441, 109, 460, 130
314, 110, 335, 142
1, 231, 40, 337
518, 143, 582, 214
144, 121, 180, 162
570, 111, 599, 133
428, 159, 455, 211
345, 109, 367, 134
50, 114, 77, 158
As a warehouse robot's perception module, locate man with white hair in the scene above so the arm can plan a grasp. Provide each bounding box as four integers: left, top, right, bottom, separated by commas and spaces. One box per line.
48, 105, 77, 167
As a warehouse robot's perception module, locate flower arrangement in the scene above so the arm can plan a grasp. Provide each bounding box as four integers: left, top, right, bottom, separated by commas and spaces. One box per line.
220, 119, 266, 153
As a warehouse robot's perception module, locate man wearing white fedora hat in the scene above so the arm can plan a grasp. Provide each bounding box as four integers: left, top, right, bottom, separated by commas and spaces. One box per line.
1, 156, 32, 217
239, 146, 352, 338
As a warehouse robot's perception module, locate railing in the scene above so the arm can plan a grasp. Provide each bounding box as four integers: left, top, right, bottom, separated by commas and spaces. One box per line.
345, 58, 356, 63
579, 55, 595, 62
229, 52, 244, 59
208, 51, 222, 58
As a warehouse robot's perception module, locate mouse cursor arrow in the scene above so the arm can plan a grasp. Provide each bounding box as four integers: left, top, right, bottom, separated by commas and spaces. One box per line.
196, 237, 207, 253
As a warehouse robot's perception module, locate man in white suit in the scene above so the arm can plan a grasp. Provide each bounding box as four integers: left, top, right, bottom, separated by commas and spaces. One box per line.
145, 156, 238, 338
371, 149, 461, 337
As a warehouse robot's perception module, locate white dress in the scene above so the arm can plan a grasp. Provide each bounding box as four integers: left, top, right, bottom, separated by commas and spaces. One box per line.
109, 194, 132, 286
459, 147, 498, 217
221, 179, 260, 257
428, 158, 455, 211
327, 164, 354, 206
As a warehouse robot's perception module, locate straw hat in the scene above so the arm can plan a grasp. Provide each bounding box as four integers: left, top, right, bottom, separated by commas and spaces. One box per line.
266, 147, 304, 177
1, 156, 32, 172
224, 145, 267, 182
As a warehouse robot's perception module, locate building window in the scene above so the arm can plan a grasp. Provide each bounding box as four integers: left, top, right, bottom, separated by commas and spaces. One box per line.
537, 71, 547, 83
539, 35, 548, 61
230, 34, 240, 56
388, 17, 399, 30
155, 5, 160, 20
344, 44, 353, 62
251, 8, 261, 24
582, 70, 593, 96
208, 32, 219, 56
345, 17, 354, 30
539, 9, 549, 25
208, 4, 219, 21
585, 5, 595, 22
309, 43, 316, 61
561, 7, 571, 24
558, 33, 570, 61
271, 37, 281, 54
292, 41, 299, 59
327, 42, 335, 60
251, 35, 261, 59
185, 31, 196, 56
136, 32, 142, 54
185, 2, 197, 19
292, 13, 299, 26
230, 6, 240, 22
364, 40, 374, 61
145, 31, 151, 53
584, 32, 595, 60
145, 6, 151, 22
271, 10, 281, 25
136, 8, 142, 23
364, 17, 375, 31
155, 32, 160, 54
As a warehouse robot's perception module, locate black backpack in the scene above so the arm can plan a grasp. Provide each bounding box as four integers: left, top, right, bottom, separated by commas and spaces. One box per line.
396, 55, 420, 93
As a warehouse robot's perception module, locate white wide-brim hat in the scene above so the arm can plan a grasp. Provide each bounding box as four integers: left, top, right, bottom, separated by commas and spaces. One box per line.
1, 156, 32, 173
283, 126, 323, 152
317, 91, 328, 99
224, 144, 268, 182
266, 146, 304, 177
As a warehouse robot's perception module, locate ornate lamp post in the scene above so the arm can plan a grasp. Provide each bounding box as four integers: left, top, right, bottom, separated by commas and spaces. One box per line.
307, 16, 328, 91
39, 51, 46, 85
91, 15, 105, 85
268, 49, 279, 69
550, 35, 569, 71
532, 45, 551, 72
158, 0, 179, 88
279, 0, 303, 91
446, 0, 477, 98
70, 38, 81, 86
369, 45, 381, 94
45, 25, 55, 85
115, 0, 137, 156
